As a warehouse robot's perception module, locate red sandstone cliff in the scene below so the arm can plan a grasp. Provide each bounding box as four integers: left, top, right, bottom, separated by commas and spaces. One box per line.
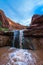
24, 14, 43, 37
0, 10, 9, 28
7, 18, 27, 30
0, 10, 27, 30
23, 14, 43, 49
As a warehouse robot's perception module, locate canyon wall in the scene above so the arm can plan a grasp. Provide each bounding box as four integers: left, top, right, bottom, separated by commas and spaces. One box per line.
23, 15, 43, 49
0, 31, 14, 47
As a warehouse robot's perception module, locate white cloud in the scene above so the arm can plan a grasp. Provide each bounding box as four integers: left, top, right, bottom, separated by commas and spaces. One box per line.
20, 17, 32, 26
19, 0, 43, 25
37, 1, 43, 5
17, 0, 43, 14
4, 0, 43, 26
8, 0, 43, 26
17, 0, 35, 15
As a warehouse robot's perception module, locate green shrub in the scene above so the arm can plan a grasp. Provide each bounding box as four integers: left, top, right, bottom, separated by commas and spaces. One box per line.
0, 27, 9, 31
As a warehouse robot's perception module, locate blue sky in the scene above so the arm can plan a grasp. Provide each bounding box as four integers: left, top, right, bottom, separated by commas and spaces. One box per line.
0, 0, 43, 26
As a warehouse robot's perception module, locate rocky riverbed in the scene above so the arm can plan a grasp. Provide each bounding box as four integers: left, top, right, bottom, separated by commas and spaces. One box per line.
0, 47, 43, 65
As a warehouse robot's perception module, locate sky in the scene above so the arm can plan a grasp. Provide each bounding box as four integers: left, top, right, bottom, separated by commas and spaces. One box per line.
0, 0, 43, 26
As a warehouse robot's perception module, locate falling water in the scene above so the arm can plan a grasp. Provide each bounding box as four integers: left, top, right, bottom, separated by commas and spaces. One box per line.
19, 30, 23, 48
12, 30, 24, 48
14, 30, 20, 48
12, 29, 35, 49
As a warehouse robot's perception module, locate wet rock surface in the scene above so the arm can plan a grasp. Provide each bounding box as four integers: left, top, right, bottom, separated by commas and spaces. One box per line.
0, 35, 10, 46
23, 37, 43, 49
0, 31, 14, 47
0, 47, 43, 65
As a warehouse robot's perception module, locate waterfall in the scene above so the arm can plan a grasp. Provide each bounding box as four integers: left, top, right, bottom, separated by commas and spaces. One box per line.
11, 30, 15, 47
19, 30, 23, 48
12, 30, 23, 48
14, 30, 20, 48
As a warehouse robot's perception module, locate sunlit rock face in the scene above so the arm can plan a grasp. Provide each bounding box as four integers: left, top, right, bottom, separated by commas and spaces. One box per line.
0, 10, 27, 30
7, 18, 27, 30
23, 15, 43, 49
0, 10, 9, 28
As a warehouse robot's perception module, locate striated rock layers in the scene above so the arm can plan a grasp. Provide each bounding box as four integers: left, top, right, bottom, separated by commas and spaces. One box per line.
24, 14, 43, 37
23, 15, 43, 49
